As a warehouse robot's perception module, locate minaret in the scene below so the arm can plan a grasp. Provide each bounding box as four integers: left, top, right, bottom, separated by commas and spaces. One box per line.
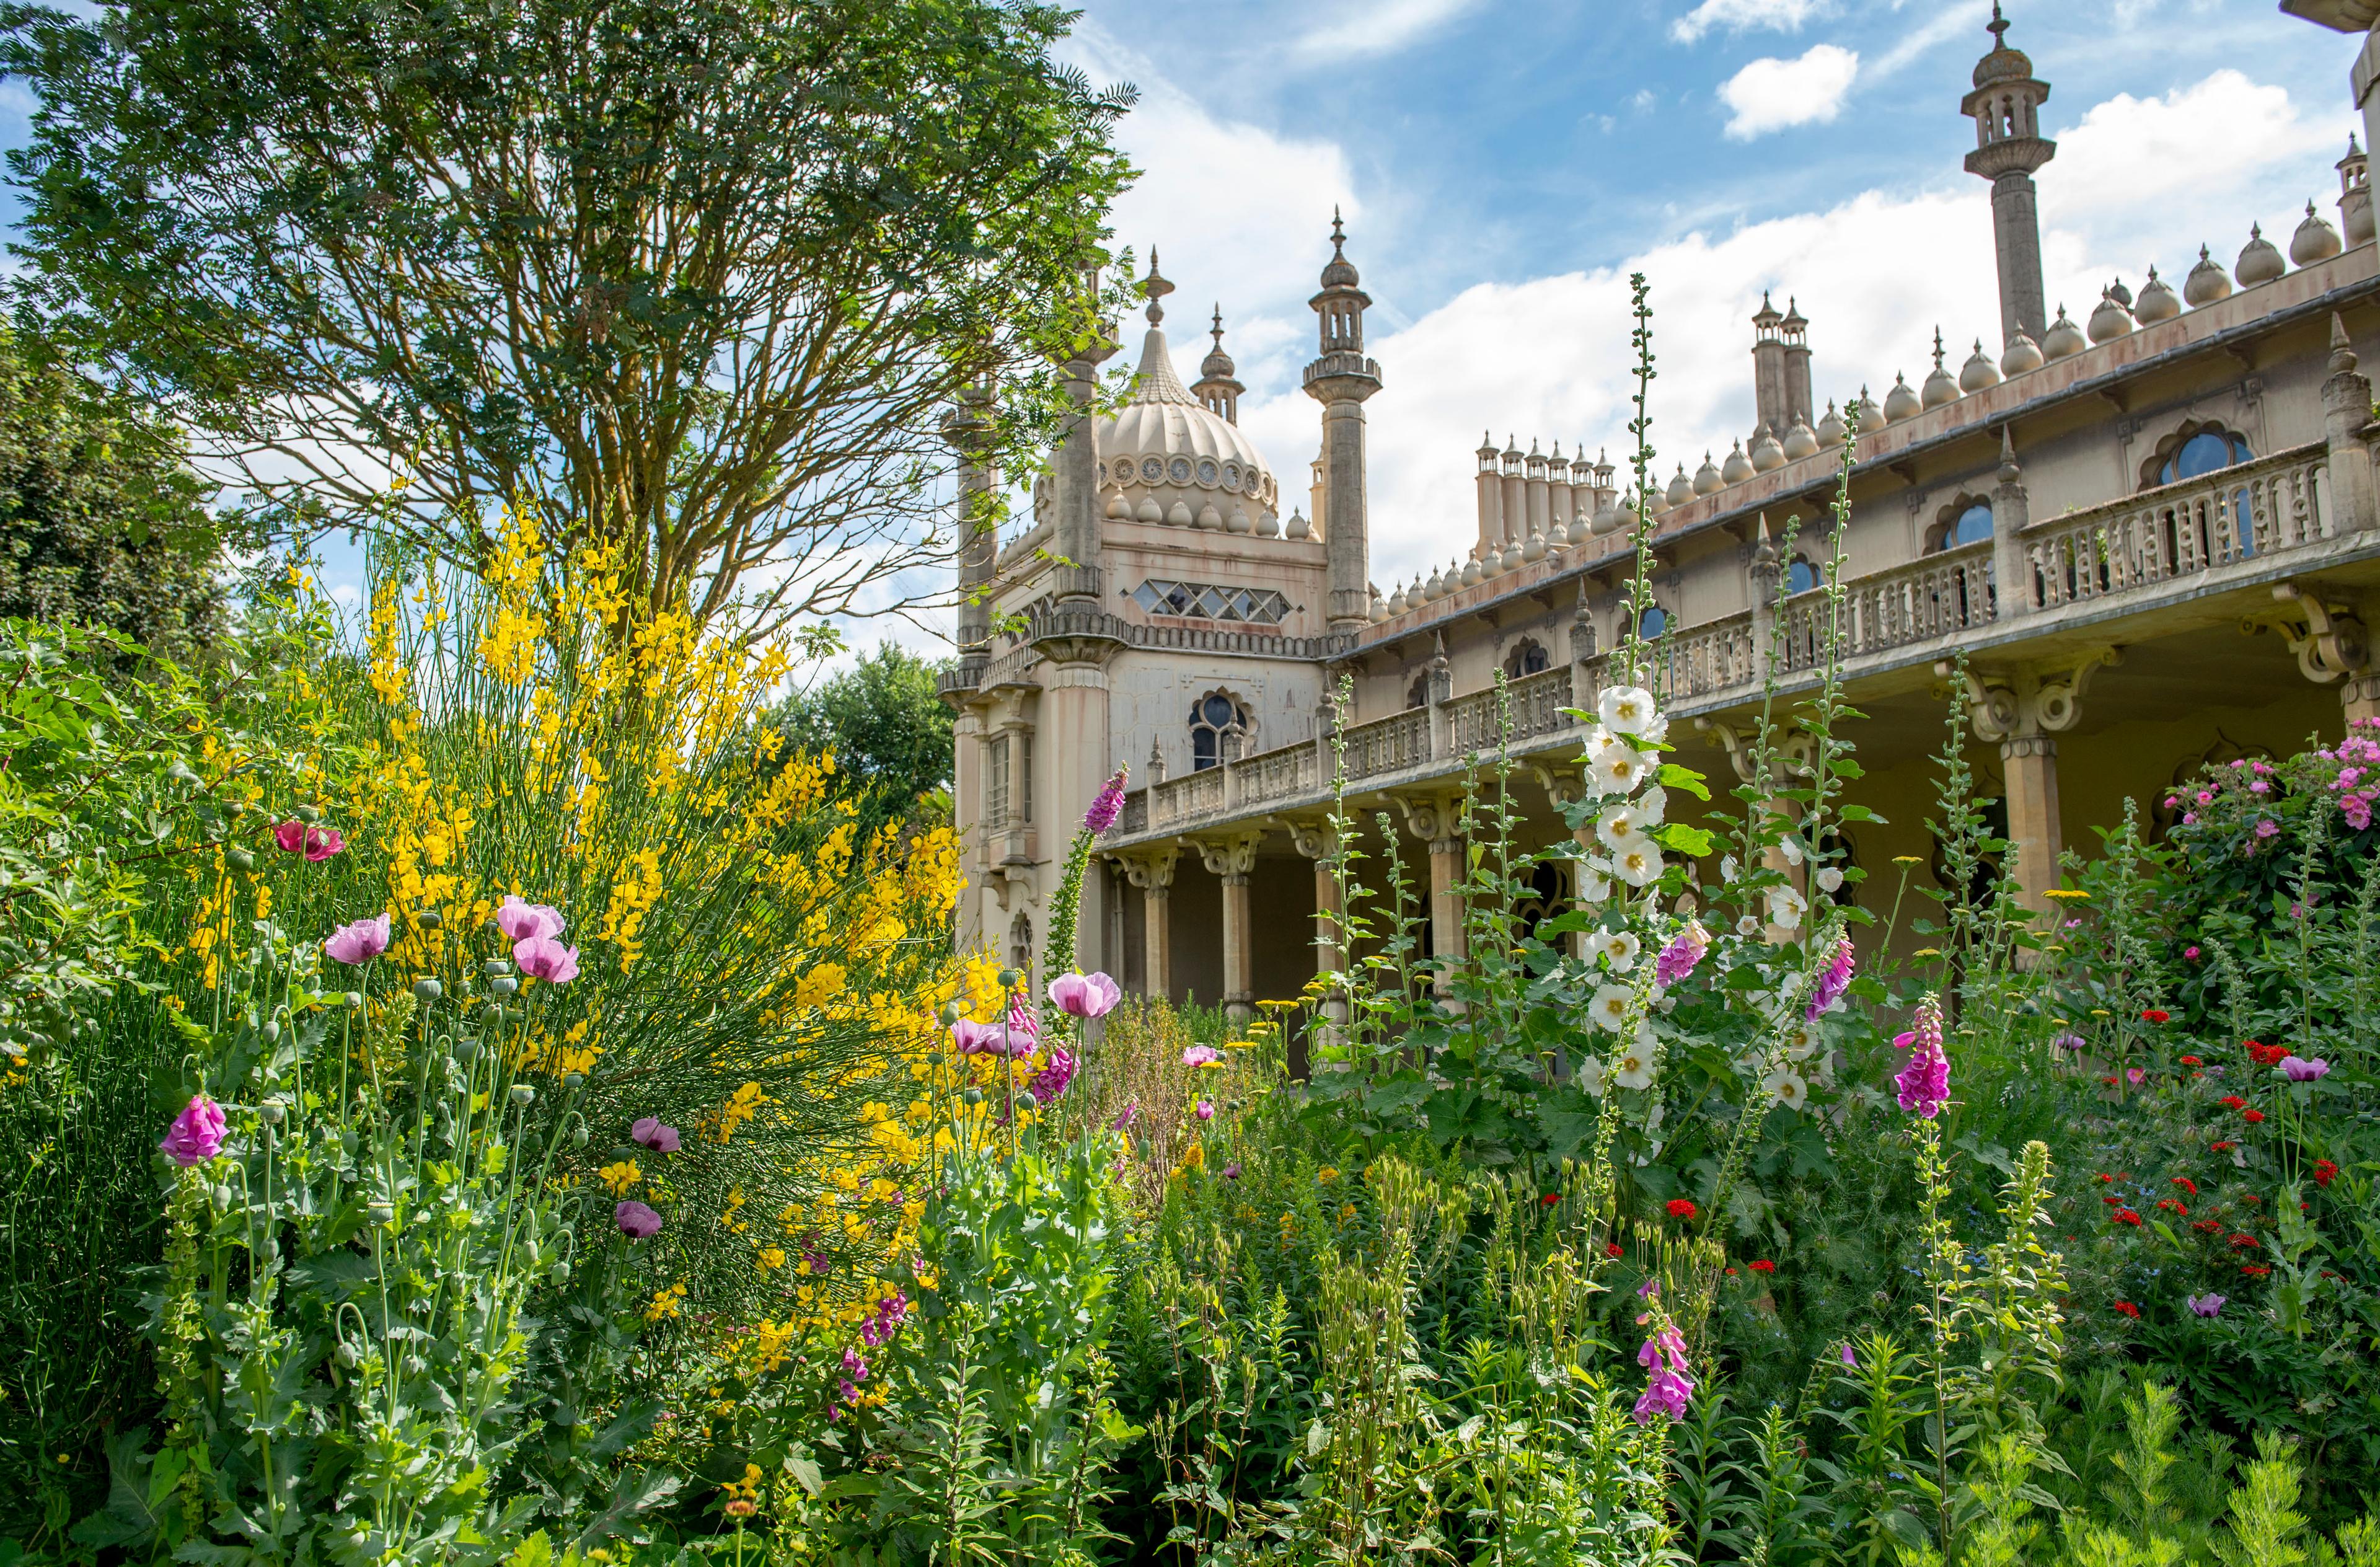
1052, 260, 1122, 610
1302, 210, 1383, 633
1191, 305, 1245, 423
1750, 292, 1787, 439
941, 386, 998, 661
1963, 4, 2056, 348
1780, 298, 1814, 429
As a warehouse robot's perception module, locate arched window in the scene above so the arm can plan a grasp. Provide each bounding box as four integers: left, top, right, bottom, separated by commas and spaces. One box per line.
2144, 423, 2254, 490
1406, 673, 1429, 710
1930, 498, 1994, 553
1189, 691, 1250, 771
1636, 604, 1668, 640
1502, 638, 1550, 679
1784, 557, 1820, 594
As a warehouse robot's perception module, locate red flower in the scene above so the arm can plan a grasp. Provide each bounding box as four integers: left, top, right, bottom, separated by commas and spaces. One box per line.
2097, 1173, 2115, 1184
1541, 1193, 1562, 1207
1666, 1198, 1698, 1220
1605, 1242, 1624, 1258
2172, 1176, 2198, 1196
2243, 1109, 2265, 1124
2102, 1075, 2118, 1087
2240, 1264, 2272, 1277
2141, 1010, 2170, 1023
2314, 1159, 2338, 1188
1750, 1259, 1776, 1273
2220, 1095, 2247, 1110
2179, 1055, 2203, 1066
2113, 1300, 2141, 1318
2101, 1194, 2122, 1206
2211, 1141, 2237, 1152
2229, 1233, 2260, 1250
2239, 1193, 2261, 1204
2115, 1209, 2142, 1226
1725, 1266, 1739, 1276
2192, 1219, 2221, 1232
2156, 1199, 2187, 1215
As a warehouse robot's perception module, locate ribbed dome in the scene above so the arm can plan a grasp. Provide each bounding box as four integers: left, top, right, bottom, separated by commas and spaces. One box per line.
1091, 323, 1280, 531
1665, 465, 1693, 508
2087, 289, 2135, 344
1320, 210, 1360, 288
1693, 451, 1724, 495
1959, 339, 2003, 393
1721, 440, 1755, 485
2133, 267, 2180, 324
1853, 387, 1885, 433
2292, 200, 2344, 267
1815, 401, 1846, 447
2001, 332, 2045, 376
2184, 244, 2234, 307
2042, 306, 2086, 361
1882, 373, 1921, 423
1782, 418, 1820, 461
2236, 223, 2285, 287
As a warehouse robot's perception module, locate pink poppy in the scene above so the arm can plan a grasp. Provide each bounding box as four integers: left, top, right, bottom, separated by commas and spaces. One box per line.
615, 1200, 663, 1238
1047, 971, 1122, 1020
496, 896, 566, 942
324, 912, 392, 966
514, 934, 581, 984
632, 1117, 681, 1153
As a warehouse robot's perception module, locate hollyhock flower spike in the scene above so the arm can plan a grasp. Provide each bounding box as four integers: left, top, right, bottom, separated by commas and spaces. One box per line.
159, 1093, 227, 1166
1084, 767, 1128, 834
614, 1201, 663, 1239
496, 894, 566, 942
514, 934, 581, 984
1047, 971, 1122, 1020
2280, 1055, 2330, 1082
632, 1117, 681, 1154
1892, 996, 1950, 1119
324, 912, 392, 966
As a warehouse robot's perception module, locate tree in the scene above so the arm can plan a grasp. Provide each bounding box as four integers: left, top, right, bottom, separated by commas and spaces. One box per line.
773, 643, 954, 827
2, 0, 1133, 631
0, 329, 223, 660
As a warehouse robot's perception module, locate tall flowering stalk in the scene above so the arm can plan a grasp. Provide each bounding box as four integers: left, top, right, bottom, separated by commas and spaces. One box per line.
1043, 766, 1126, 982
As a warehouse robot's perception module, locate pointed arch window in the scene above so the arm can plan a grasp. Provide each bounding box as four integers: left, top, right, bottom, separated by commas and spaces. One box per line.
1502, 638, 1551, 679
1189, 691, 1251, 771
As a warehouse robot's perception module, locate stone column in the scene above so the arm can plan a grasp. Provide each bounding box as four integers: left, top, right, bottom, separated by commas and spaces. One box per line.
951, 707, 986, 950
2322, 313, 2377, 534
1530, 764, 1594, 960
1747, 513, 1779, 680
1199, 832, 1263, 1020
2345, 673, 2380, 727
1123, 845, 1179, 1001
1953, 653, 2117, 924
1304, 219, 1383, 632
1396, 794, 1466, 984
1475, 434, 1505, 555
1990, 427, 2033, 619
1287, 818, 1349, 1044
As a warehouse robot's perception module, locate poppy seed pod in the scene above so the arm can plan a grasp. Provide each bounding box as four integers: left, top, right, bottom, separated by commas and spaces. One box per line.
227, 847, 255, 872
412, 978, 442, 1002
416, 910, 443, 930
490, 976, 518, 997
509, 1085, 535, 1107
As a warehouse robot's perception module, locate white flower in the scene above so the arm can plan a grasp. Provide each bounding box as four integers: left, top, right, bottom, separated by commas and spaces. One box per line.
1781, 1024, 1817, 1061
1577, 866, 1613, 905
1811, 1050, 1837, 1089
1613, 1038, 1659, 1090
1589, 735, 1651, 797
1575, 1054, 1607, 1097
1637, 785, 1668, 828
1816, 866, 1844, 893
1588, 983, 1634, 1032
1720, 854, 1740, 884
1737, 914, 1761, 936
1778, 834, 1805, 867
1595, 801, 1644, 848
1610, 831, 1665, 888
1598, 685, 1660, 738
1762, 1068, 1809, 1111
1764, 885, 1807, 930
1592, 930, 1642, 973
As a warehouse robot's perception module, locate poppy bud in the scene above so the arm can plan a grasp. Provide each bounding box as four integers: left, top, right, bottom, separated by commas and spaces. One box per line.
415, 910, 442, 930
570, 1123, 589, 1147
260, 1101, 285, 1124
961, 1088, 983, 1106
563, 1072, 584, 1090
227, 847, 255, 872
1016, 1091, 1038, 1112
345, 992, 363, 1010
550, 1261, 570, 1286
296, 803, 321, 823
412, 978, 442, 1002
490, 976, 518, 997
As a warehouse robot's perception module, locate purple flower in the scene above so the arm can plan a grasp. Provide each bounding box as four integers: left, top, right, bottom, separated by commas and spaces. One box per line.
159, 1093, 227, 1166
1892, 997, 1950, 1119
1047, 971, 1122, 1020
614, 1200, 663, 1238
2052, 1031, 2087, 1053
1654, 920, 1709, 988
2280, 1055, 2331, 1082
2255, 819, 2280, 840
324, 912, 392, 966
1084, 767, 1129, 835
1636, 1276, 1661, 1299
514, 934, 581, 984
1222, 1161, 1243, 1180
496, 895, 566, 943
1838, 1341, 1858, 1368
950, 1018, 1006, 1056
1181, 1044, 1223, 1069
1005, 999, 1041, 1054
1108, 1100, 1140, 1130
276, 821, 347, 861
1195, 1099, 1214, 1121
1631, 1326, 1696, 1425
1029, 1042, 1078, 1101
632, 1117, 681, 1153
1805, 934, 1854, 1021
2187, 1293, 2226, 1318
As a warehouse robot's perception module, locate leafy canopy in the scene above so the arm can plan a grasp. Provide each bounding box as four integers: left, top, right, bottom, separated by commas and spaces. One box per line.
2, 0, 1135, 629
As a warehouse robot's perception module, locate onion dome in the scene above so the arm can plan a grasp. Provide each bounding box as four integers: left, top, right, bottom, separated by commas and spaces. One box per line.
1523, 529, 1549, 562
1665, 464, 1694, 508
1882, 373, 1921, 423
2236, 223, 2285, 286
1750, 425, 1786, 472
1693, 451, 1724, 495
1369, 583, 1386, 620
1783, 417, 1820, 461
1592, 494, 1626, 534
1971, 2, 2035, 90
2087, 288, 2135, 345
1461, 555, 1484, 587
2107, 276, 2134, 311
1170, 500, 1198, 527
1815, 400, 1847, 447
1853, 386, 1886, 433
1199, 306, 1237, 382
1106, 492, 1132, 518
2184, 244, 2234, 307
1135, 495, 1163, 523
1959, 338, 2003, 393
1319, 208, 1360, 288
2133, 266, 2181, 324
1496, 540, 1522, 573
2292, 200, 2343, 267
1249, 506, 1274, 536
2042, 306, 2086, 361
1386, 581, 1408, 616
1424, 563, 1446, 599
1287, 509, 1310, 539
1921, 330, 1960, 409
2000, 331, 2045, 376
1721, 438, 1753, 485
1202, 502, 1230, 531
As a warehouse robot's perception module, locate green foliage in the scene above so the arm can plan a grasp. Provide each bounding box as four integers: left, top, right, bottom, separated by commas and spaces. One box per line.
765, 646, 954, 835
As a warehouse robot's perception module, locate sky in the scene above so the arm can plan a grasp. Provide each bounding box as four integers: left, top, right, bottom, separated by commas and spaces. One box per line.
0, 0, 2361, 668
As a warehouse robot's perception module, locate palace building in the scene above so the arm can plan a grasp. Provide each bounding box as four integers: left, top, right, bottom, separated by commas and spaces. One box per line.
941, 4, 2380, 1015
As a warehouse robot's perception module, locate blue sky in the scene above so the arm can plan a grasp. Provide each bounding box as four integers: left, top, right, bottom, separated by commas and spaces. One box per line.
0, 1, 2361, 660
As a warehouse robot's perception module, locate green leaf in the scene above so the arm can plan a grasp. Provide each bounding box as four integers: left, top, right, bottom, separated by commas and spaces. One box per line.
1657, 762, 1711, 801
1657, 823, 1717, 857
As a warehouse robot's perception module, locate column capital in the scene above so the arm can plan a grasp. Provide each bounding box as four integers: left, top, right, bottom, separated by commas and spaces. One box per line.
1941, 648, 2118, 743
1393, 789, 1465, 849
1272, 814, 1339, 860
1115, 842, 1181, 891
1196, 829, 1262, 880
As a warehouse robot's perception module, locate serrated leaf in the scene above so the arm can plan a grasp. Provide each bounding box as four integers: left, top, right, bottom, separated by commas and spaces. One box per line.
1657, 762, 1711, 801
1657, 823, 1717, 857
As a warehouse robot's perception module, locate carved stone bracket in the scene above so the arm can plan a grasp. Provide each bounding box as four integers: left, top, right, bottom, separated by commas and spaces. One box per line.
1527, 762, 1589, 811
1692, 718, 1816, 785
1196, 830, 1262, 880
1272, 816, 1338, 860
1942, 648, 2120, 743
1115, 843, 1180, 892
2267, 580, 2371, 686
1393, 790, 1465, 850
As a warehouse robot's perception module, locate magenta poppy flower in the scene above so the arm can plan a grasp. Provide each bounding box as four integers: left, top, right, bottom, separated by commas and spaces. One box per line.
159, 1093, 227, 1165
1047, 971, 1121, 1020
1181, 1044, 1223, 1069
632, 1117, 681, 1153
274, 820, 307, 853
614, 1200, 663, 1238
1194, 1099, 1214, 1121
514, 934, 580, 984
304, 827, 347, 862
496, 895, 566, 943
950, 1018, 1006, 1056
324, 912, 392, 966
2280, 1055, 2330, 1082
2187, 1293, 2226, 1317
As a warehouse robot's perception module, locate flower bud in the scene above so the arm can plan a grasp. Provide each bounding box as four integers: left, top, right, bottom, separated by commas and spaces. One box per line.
260, 1101, 285, 1125
1015, 1090, 1038, 1112
562, 1072, 584, 1090
227, 847, 255, 872
549, 1261, 571, 1286
369, 1202, 394, 1224
415, 910, 443, 930
296, 803, 321, 823
345, 992, 363, 1010
411, 977, 441, 1002
483, 958, 512, 976
490, 976, 518, 997
937, 1002, 963, 1026
997, 968, 1024, 989
961, 1088, 983, 1106
509, 1085, 536, 1107
571, 1123, 589, 1147
262, 1018, 281, 1044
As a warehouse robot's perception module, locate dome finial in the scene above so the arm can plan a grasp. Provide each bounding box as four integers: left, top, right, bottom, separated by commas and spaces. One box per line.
1988, 1, 2008, 44
1210, 304, 1225, 351
1142, 248, 1173, 327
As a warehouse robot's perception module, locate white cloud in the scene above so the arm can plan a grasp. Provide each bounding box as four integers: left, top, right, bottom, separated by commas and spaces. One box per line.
1717, 44, 1859, 139
1670, 0, 1832, 45
1870, 0, 1991, 78
1292, 0, 1484, 61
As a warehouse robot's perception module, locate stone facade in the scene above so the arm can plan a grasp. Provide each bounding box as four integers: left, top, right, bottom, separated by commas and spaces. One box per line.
943, 7, 2380, 1015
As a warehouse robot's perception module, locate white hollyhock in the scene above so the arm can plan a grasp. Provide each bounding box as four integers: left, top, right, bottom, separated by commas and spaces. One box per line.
1613, 1025, 1660, 1089
1588, 735, 1651, 797
1577, 865, 1613, 904
1597, 686, 1659, 737
1720, 854, 1740, 883
1609, 832, 1664, 888
1575, 1054, 1607, 1097
1588, 983, 1634, 1032
1762, 1067, 1810, 1111
1778, 833, 1805, 867
1592, 930, 1642, 973
1764, 885, 1807, 930
1816, 865, 1844, 893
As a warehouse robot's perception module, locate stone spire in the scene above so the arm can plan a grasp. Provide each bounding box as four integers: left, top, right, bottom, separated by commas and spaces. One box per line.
1751, 291, 1789, 440
1962, 2, 2056, 348
1303, 208, 1384, 634
1049, 257, 1120, 611
1191, 303, 1245, 423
